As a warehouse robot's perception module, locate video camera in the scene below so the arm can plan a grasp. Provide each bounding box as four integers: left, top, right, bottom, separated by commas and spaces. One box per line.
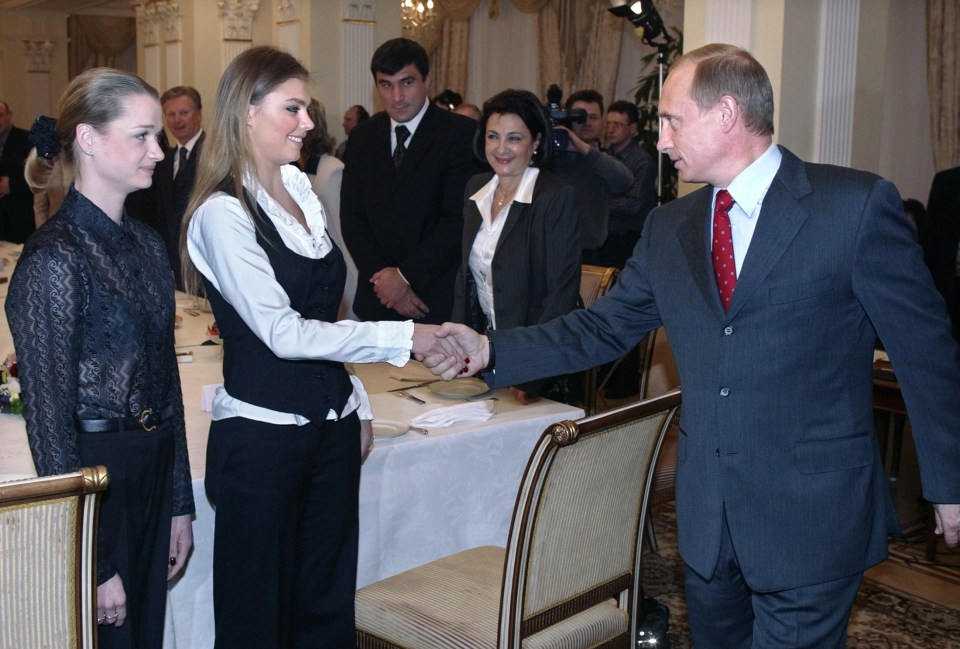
545, 84, 587, 151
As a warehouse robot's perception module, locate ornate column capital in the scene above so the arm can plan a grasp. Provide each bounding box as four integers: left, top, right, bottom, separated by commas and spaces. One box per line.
134, 2, 164, 46
343, 0, 375, 23
277, 0, 300, 24
155, 1, 183, 42
219, 0, 260, 41
23, 40, 55, 73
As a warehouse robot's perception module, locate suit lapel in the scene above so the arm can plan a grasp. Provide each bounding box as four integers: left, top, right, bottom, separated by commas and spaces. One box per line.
368, 116, 396, 180
463, 199, 483, 260
677, 187, 722, 314
395, 104, 436, 176
725, 148, 812, 319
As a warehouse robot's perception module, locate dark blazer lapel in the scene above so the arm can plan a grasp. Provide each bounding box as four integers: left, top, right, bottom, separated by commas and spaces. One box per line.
156, 146, 175, 192
499, 200, 527, 245
677, 187, 721, 313
396, 104, 437, 176
725, 148, 812, 318
372, 117, 397, 180
463, 198, 483, 260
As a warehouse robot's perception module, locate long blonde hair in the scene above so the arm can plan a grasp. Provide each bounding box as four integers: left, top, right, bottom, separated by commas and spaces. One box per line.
180, 46, 309, 297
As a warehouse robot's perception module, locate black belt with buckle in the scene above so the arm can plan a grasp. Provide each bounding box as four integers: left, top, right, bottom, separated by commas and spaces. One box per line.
77, 405, 176, 434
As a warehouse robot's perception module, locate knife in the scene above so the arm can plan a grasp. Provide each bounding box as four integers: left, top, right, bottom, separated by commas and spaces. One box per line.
394, 391, 426, 405
386, 379, 438, 392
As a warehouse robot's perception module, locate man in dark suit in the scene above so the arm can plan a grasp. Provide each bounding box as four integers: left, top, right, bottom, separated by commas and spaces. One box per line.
922, 165, 960, 341
0, 100, 36, 243
156, 86, 204, 288
341, 38, 479, 324
429, 44, 960, 647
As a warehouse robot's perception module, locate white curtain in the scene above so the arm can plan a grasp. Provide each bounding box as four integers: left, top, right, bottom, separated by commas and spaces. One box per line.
465, 0, 541, 105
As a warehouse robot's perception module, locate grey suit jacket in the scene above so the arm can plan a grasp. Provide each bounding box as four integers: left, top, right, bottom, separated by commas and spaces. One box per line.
452, 170, 580, 395
487, 146, 960, 591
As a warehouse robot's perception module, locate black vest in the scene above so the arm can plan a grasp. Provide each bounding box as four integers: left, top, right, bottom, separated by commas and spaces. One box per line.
203, 184, 353, 422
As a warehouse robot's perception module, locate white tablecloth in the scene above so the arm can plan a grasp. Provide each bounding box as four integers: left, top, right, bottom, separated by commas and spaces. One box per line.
0, 241, 584, 648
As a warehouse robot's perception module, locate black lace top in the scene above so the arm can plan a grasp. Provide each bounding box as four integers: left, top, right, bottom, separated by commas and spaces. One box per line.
5, 187, 194, 517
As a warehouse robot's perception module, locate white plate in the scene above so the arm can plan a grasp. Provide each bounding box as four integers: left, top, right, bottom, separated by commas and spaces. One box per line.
427, 378, 489, 399
372, 419, 409, 437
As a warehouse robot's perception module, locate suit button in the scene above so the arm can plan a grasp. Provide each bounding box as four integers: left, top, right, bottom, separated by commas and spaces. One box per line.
719, 387, 730, 397
724, 326, 733, 335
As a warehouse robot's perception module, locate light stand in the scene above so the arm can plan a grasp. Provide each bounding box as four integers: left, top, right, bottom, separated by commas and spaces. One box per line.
608, 0, 674, 205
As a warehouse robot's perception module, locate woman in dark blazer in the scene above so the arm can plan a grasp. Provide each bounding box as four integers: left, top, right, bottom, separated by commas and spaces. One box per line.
452, 89, 580, 403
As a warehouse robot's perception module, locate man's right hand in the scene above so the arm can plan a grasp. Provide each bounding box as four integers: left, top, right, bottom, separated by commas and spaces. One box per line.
424, 323, 489, 380
371, 267, 429, 319
97, 573, 127, 627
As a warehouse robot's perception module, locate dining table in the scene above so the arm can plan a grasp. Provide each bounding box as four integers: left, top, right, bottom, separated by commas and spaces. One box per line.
0, 239, 585, 648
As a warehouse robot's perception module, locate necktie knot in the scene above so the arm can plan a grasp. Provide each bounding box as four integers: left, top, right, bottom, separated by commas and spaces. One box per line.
393, 125, 410, 168
715, 189, 733, 214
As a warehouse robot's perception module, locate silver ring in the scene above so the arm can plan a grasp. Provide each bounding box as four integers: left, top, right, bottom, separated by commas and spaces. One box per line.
106, 613, 117, 621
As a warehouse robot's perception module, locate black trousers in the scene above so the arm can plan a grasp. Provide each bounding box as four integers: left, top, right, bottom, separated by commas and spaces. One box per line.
205, 412, 361, 649
78, 424, 175, 649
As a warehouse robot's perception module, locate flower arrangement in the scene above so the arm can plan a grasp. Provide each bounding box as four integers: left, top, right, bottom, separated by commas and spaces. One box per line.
1, 354, 23, 415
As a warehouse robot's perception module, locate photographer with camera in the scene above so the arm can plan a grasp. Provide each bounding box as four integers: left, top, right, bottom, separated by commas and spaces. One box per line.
547, 88, 633, 262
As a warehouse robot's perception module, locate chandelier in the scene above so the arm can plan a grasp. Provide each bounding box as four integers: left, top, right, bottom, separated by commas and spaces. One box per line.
401, 0, 437, 30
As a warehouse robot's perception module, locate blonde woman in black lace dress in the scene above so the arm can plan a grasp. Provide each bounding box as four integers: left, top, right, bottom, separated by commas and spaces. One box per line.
6, 68, 193, 649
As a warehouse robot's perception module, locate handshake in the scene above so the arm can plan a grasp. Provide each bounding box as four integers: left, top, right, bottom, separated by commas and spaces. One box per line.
411, 323, 490, 380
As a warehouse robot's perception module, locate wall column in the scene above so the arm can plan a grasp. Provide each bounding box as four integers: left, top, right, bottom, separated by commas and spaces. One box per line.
219, 0, 260, 66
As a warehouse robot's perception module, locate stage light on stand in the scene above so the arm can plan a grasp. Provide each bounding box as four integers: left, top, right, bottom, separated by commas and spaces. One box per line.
608, 0, 671, 47
608, 0, 674, 208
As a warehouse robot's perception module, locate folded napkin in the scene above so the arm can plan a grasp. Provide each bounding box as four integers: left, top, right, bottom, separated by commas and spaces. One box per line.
410, 400, 496, 428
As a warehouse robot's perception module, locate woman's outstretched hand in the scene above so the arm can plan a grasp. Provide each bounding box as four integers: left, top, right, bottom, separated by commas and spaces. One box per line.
422, 323, 489, 380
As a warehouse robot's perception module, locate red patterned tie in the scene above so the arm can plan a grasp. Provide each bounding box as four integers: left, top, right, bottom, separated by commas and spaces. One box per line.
712, 189, 736, 311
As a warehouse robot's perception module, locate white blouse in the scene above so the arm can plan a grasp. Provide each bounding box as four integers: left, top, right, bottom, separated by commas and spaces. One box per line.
467, 166, 540, 329
187, 164, 414, 425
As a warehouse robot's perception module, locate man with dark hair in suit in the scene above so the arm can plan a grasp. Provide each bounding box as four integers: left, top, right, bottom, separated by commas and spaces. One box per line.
429, 43, 960, 648
0, 100, 36, 243
335, 104, 369, 160
922, 165, 960, 341
341, 37, 479, 323
601, 99, 658, 269
156, 86, 204, 289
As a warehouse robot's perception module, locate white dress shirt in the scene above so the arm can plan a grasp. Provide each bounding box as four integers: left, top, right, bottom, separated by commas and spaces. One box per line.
390, 98, 429, 153
468, 167, 540, 329
713, 143, 782, 275
187, 165, 414, 425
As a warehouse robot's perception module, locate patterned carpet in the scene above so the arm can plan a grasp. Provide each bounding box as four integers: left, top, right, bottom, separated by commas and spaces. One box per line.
641, 503, 960, 648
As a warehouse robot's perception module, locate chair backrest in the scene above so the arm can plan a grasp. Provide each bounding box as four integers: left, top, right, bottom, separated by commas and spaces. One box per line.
498, 390, 681, 647
579, 265, 619, 309
0, 466, 109, 649
579, 265, 620, 414
640, 326, 680, 400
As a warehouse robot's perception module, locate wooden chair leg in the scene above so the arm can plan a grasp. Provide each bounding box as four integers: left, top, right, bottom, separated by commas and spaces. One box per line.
643, 515, 658, 553
890, 414, 905, 479
874, 410, 890, 468
925, 502, 938, 562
